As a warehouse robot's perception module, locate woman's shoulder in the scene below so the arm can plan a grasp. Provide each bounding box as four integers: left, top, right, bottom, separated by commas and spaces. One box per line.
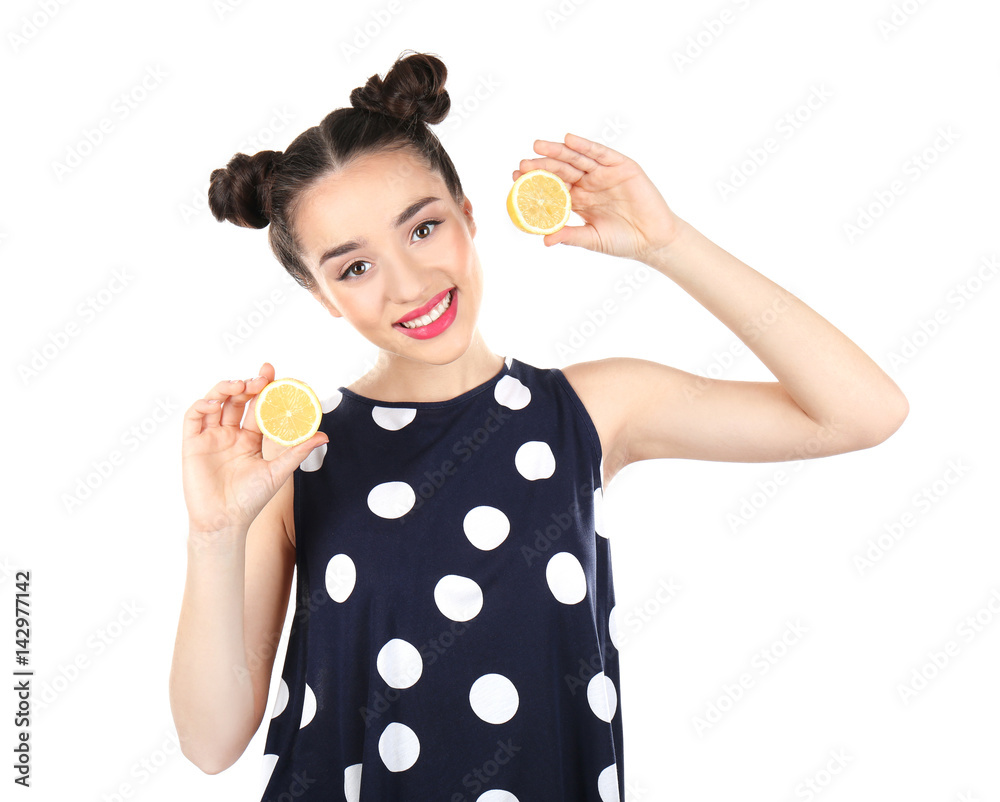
554, 360, 629, 490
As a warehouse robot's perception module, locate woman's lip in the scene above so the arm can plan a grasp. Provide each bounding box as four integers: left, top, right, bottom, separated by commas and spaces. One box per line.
395, 287, 455, 324
393, 287, 458, 338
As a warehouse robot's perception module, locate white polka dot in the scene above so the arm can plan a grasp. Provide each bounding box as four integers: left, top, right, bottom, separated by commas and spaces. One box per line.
477, 791, 519, 802
494, 374, 531, 410
368, 481, 416, 519
300, 682, 316, 728
344, 763, 362, 802
469, 673, 519, 724
372, 406, 417, 431
463, 506, 510, 550
271, 677, 289, 718
299, 441, 327, 472
598, 763, 621, 802
325, 554, 356, 602
260, 753, 279, 793
514, 441, 556, 480
546, 552, 587, 604
378, 722, 420, 771
587, 671, 617, 722
594, 486, 607, 538
377, 638, 423, 689
320, 391, 343, 414
434, 575, 483, 621
609, 605, 619, 651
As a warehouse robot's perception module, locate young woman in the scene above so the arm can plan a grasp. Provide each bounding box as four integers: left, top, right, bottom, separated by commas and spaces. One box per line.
169, 50, 908, 802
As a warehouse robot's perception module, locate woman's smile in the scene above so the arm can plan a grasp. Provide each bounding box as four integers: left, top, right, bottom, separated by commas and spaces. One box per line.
392, 287, 458, 339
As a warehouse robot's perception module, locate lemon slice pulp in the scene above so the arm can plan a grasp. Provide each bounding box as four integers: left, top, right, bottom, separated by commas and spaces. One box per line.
506, 169, 572, 235
254, 378, 323, 447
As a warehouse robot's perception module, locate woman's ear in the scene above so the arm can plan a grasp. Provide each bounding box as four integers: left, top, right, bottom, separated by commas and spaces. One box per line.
462, 196, 476, 238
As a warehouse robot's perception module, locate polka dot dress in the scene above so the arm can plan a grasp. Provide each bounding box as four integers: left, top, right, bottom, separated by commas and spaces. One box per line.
259, 356, 624, 801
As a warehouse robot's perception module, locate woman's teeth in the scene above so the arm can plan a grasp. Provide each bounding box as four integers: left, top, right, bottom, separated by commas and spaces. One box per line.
399, 290, 453, 329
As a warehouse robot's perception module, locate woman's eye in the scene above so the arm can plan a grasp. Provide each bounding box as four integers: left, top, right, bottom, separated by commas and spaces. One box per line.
338, 261, 371, 281
413, 219, 442, 240
337, 220, 443, 281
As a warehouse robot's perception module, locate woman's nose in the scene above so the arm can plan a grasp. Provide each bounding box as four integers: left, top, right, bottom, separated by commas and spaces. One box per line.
384, 262, 433, 305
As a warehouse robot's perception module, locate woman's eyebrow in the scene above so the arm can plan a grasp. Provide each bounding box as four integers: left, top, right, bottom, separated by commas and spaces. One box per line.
317, 196, 442, 267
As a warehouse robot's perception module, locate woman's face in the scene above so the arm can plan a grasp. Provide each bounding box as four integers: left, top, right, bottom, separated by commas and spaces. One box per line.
293, 148, 483, 364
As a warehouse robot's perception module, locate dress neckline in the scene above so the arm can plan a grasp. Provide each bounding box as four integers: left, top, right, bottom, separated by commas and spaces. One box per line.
337, 356, 512, 408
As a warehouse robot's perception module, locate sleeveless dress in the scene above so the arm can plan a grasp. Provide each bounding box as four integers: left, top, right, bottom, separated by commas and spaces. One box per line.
258, 355, 625, 801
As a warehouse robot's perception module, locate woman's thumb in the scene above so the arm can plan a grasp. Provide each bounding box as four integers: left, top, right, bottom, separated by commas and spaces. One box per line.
300, 431, 330, 453
544, 223, 585, 248
272, 432, 329, 478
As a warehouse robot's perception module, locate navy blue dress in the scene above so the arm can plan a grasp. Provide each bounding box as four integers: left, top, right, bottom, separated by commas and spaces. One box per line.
259, 355, 625, 801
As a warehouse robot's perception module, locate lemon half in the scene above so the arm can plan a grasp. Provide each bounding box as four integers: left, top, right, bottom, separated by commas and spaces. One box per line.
506, 169, 572, 235
254, 378, 323, 447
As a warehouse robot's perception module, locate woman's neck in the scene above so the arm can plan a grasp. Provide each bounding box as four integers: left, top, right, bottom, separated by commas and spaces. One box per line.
348, 335, 505, 404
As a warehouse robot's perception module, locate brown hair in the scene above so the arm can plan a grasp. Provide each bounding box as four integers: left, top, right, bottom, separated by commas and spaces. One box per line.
207, 50, 464, 292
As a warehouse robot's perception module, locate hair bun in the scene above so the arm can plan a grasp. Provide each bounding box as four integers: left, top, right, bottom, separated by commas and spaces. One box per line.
349, 51, 449, 126
208, 150, 281, 229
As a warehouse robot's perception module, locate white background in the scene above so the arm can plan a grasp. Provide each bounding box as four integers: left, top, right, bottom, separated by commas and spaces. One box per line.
3, 0, 999, 799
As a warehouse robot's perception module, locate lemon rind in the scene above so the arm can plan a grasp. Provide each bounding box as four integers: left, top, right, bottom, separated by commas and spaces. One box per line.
507, 169, 572, 235
254, 378, 323, 447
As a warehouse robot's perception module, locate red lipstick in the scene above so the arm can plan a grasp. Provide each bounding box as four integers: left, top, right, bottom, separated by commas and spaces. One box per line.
393, 287, 458, 340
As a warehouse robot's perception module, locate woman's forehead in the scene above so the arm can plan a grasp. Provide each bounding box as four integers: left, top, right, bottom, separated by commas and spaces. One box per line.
305, 152, 441, 211
293, 155, 449, 256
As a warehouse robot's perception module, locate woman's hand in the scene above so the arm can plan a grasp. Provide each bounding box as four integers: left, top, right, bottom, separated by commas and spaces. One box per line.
512, 133, 682, 263
181, 361, 329, 538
